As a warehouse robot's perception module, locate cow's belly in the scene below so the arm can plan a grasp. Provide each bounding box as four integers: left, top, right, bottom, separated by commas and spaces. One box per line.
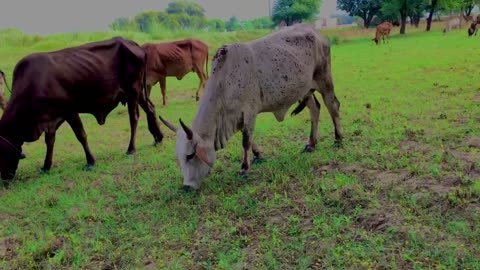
165, 64, 192, 80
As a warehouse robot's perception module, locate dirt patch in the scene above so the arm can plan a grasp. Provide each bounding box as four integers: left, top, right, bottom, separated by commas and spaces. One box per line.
0, 237, 21, 262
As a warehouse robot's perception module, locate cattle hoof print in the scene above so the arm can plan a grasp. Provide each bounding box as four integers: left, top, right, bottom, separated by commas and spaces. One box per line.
302, 145, 315, 153
252, 157, 265, 165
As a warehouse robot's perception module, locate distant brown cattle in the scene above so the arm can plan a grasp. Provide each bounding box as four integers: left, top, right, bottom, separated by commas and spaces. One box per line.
0, 69, 8, 111
468, 22, 478, 36
443, 17, 462, 33
0, 37, 164, 182
142, 39, 209, 106
373, 22, 393, 45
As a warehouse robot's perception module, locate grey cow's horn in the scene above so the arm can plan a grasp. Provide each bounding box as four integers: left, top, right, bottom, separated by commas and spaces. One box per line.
179, 118, 193, 140
158, 115, 178, 132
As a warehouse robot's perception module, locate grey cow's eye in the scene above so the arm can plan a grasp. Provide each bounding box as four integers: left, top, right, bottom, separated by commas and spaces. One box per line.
186, 152, 195, 161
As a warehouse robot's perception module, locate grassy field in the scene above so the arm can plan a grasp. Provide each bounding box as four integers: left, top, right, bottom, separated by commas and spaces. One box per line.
1, 22, 479, 269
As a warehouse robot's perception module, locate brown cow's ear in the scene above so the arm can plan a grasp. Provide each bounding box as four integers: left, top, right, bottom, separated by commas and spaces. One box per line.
196, 145, 213, 168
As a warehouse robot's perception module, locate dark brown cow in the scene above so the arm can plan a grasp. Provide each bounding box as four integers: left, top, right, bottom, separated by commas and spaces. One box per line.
0, 37, 164, 182
142, 39, 209, 106
373, 22, 393, 45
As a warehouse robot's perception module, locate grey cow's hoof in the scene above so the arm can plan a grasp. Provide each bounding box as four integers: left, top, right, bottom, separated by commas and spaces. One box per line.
302, 145, 315, 153
252, 156, 265, 165
238, 170, 248, 179
182, 185, 195, 192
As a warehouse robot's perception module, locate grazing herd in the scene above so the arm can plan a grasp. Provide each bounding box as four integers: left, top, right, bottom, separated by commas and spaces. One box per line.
0, 24, 342, 189
0, 17, 474, 189
373, 14, 480, 46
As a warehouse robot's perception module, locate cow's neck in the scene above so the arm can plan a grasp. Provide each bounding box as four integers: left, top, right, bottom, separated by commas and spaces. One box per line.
191, 96, 243, 151
0, 119, 23, 149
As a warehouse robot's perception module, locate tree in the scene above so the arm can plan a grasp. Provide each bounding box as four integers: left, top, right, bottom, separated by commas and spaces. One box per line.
134, 11, 160, 32
272, 0, 322, 26
243, 16, 275, 30
206, 19, 226, 32
461, 0, 478, 16
166, 0, 206, 17
337, 0, 382, 28
225, 16, 241, 31
381, 0, 425, 34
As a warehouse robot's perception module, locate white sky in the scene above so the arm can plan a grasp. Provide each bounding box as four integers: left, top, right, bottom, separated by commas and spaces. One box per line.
0, 0, 338, 34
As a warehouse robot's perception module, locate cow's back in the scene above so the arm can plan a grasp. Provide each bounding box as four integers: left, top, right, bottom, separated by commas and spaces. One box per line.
143, 42, 193, 79
210, 24, 327, 112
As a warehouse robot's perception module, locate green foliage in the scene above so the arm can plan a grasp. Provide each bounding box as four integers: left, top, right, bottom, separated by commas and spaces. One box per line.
225, 16, 242, 32
206, 19, 226, 32
242, 16, 275, 30
337, 0, 382, 28
166, 0, 206, 17
272, 0, 322, 26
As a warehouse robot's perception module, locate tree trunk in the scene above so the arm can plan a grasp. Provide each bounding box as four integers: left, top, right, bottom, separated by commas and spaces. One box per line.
426, 0, 438, 31
399, 1, 407, 34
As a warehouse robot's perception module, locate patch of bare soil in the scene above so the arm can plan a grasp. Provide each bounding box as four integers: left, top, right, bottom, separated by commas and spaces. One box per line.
0, 237, 21, 262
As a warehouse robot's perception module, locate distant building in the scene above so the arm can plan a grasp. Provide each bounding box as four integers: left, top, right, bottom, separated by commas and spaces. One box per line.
315, 0, 354, 29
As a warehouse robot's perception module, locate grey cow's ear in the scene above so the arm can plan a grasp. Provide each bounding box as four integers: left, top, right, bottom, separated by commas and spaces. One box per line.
179, 118, 193, 140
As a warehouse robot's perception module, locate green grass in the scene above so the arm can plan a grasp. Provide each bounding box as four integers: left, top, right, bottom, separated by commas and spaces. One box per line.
1, 23, 480, 269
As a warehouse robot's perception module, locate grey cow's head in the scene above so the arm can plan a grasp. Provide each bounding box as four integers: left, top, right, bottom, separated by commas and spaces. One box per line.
159, 116, 216, 190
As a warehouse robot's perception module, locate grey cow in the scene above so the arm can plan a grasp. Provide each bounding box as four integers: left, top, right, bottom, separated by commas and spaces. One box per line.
160, 23, 343, 190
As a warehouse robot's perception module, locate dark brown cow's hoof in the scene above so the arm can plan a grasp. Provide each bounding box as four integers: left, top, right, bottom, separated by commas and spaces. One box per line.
196, 96, 200, 101
126, 149, 136, 155
40, 167, 51, 174
333, 140, 343, 148
302, 145, 315, 153
252, 156, 265, 165
238, 170, 248, 179
84, 164, 94, 171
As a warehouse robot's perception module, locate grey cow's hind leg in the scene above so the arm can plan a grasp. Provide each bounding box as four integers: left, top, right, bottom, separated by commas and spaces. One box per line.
303, 94, 320, 153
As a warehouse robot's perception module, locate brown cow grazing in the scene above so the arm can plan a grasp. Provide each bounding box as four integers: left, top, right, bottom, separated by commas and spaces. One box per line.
0, 69, 8, 111
0, 37, 164, 182
373, 22, 393, 45
142, 39, 209, 106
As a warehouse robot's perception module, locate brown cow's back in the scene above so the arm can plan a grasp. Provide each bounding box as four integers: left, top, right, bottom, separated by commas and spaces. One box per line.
142, 38, 209, 105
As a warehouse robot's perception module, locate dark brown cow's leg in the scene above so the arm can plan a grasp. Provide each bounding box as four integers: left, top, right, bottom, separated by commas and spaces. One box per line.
317, 77, 343, 146
138, 93, 163, 145
303, 94, 320, 153
42, 132, 56, 172
126, 100, 139, 155
66, 114, 95, 170
159, 76, 167, 106
42, 119, 66, 172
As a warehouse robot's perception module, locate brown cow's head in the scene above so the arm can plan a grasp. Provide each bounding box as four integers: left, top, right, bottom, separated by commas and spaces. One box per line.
159, 116, 216, 190
0, 137, 24, 181
372, 37, 379, 45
